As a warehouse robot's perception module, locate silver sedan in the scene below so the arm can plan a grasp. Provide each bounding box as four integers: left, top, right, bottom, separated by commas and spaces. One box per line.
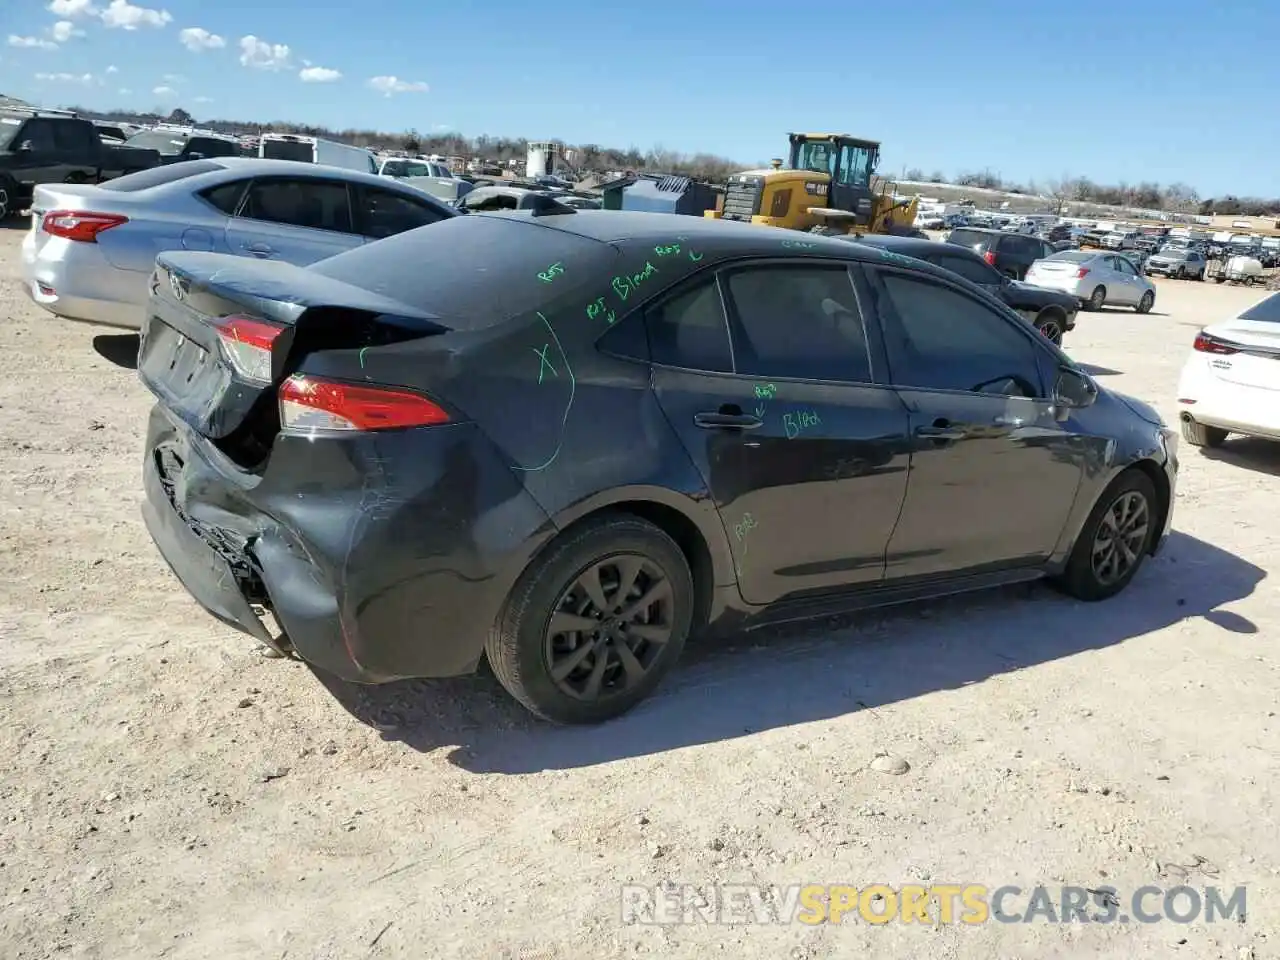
21, 157, 456, 329
1024, 249, 1157, 314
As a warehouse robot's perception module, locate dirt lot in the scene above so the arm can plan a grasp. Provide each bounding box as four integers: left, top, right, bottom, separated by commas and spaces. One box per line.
1, 220, 1278, 960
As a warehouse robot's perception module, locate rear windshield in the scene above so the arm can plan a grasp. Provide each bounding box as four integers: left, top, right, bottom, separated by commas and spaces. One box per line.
125, 130, 190, 156
262, 139, 313, 162
310, 214, 621, 329
1239, 292, 1280, 324
1046, 250, 1093, 262
947, 229, 991, 250
98, 159, 225, 191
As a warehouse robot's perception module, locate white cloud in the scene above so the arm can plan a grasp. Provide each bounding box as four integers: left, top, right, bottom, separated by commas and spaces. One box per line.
193, 95, 213, 103
117, 86, 131, 94
105, 64, 117, 73
367, 75, 428, 96
9, 35, 59, 50
35, 71, 95, 84
50, 21, 85, 42
238, 35, 291, 70
178, 27, 223, 52
100, 0, 172, 30
152, 84, 176, 97
162, 73, 184, 83
48, 0, 99, 17
299, 66, 340, 83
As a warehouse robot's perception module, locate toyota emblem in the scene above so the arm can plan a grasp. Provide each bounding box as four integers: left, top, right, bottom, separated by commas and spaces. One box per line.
169, 274, 185, 301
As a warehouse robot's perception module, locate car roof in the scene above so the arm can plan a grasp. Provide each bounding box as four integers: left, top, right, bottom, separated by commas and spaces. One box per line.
848, 234, 966, 258
195, 156, 394, 188
478, 212, 991, 287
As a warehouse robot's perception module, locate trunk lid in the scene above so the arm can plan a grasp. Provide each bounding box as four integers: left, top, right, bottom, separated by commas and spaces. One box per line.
1201, 320, 1280, 391
138, 251, 448, 453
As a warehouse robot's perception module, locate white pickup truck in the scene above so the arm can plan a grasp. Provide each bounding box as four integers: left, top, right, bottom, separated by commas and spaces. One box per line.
377, 157, 472, 203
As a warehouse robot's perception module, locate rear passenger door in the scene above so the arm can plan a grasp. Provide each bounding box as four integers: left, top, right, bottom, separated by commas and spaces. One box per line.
224, 177, 365, 265
646, 262, 912, 604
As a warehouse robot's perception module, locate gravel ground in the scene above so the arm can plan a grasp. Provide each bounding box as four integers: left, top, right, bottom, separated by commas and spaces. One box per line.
1, 219, 1277, 960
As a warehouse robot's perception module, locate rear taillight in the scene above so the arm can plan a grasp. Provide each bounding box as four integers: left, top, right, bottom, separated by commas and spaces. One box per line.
1193, 332, 1238, 355
213, 314, 286, 386
42, 210, 128, 242
1075, 268, 1090, 279
982, 251, 997, 266
278, 375, 450, 434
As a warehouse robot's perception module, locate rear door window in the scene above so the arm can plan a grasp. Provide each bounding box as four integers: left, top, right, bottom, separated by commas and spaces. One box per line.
241, 178, 354, 234
644, 278, 732, 373
724, 265, 873, 383
200, 179, 249, 214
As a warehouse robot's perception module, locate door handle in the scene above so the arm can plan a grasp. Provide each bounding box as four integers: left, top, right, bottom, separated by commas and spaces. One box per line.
245, 243, 273, 257
993, 414, 1027, 427
694, 412, 763, 430
915, 422, 966, 441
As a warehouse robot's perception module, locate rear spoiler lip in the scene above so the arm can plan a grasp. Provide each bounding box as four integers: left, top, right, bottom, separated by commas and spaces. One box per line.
154, 250, 449, 331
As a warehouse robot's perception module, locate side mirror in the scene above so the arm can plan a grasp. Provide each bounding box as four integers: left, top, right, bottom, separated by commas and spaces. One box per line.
1053, 366, 1098, 421
17, 140, 33, 153
187, 152, 205, 161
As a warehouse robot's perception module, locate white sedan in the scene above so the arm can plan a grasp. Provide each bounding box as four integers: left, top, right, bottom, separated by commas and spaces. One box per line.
1176, 290, 1280, 446
1025, 250, 1156, 313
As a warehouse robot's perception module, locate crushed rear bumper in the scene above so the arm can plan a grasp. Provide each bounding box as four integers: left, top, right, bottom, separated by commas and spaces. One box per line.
140, 404, 554, 683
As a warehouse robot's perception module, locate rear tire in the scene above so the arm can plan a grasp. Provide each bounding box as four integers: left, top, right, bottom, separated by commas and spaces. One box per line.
1085, 286, 1106, 311
1181, 419, 1227, 448
485, 514, 694, 724
1136, 291, 1154, 314
1054, 469, 1158, 601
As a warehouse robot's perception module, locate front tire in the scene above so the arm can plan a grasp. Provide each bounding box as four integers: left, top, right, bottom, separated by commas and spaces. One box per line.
1182, 419, 1227, 447
0, 178, 14, 221
486, 514, 694, 724
1136, 291, 1154, 314
1054, 469, 1158, 601
1035, 310, 1065, 346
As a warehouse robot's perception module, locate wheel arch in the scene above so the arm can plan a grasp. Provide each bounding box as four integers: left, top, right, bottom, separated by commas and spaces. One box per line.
533, 487, 734, 634
1127, 458, 1171, 556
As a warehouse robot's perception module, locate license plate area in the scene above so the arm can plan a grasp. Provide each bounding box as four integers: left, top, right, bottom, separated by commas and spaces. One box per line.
138, 316, 218, 398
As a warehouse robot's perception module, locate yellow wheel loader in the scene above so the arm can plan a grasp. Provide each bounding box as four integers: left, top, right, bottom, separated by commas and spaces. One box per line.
706, 133, 918, 236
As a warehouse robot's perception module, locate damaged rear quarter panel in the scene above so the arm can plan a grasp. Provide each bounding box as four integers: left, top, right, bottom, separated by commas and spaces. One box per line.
187, 419, 556, 681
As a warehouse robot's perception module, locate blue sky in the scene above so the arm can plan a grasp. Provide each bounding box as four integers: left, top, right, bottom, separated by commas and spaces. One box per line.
2, 0, 1274, 197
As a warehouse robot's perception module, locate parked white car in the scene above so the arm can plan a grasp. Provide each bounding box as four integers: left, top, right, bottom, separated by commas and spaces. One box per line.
1176, 291, 1280, 446
1025, 250, 1156, 313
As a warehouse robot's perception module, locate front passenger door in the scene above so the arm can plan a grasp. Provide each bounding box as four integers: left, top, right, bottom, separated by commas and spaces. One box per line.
224, 177, 364, 265
862, 265, 1084, 579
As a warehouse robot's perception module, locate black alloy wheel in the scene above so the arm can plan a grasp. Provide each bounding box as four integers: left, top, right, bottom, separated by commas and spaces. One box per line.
543, 555, 674, 703
1054, 469, 1157, 601
486, 514, 693, 724
1089, 491, 1150, 588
